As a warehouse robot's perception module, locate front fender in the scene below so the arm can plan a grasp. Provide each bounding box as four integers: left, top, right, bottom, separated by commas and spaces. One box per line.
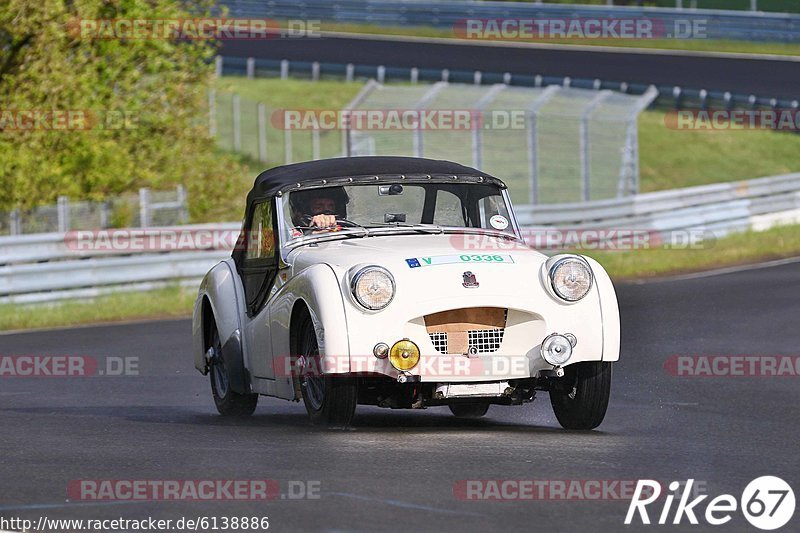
269, 263, 350, 374
584, 256, 620, 362
192, 259, 246, 374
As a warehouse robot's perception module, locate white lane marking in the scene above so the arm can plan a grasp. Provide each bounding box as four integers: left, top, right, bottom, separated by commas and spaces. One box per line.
329, 492, 486, 517
321, 30, 800, 62
633, 255, 800, 284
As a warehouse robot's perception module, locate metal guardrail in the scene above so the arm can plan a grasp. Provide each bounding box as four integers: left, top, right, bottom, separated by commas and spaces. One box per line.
220, 0, 800, 42
515, 172, 800, 236
2, 173, 799, 303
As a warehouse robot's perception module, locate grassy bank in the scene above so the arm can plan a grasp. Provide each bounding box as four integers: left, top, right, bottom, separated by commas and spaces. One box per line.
0, 286, 196, 332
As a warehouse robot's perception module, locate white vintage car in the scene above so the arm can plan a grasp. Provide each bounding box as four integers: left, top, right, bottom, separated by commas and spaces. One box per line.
192, 156, 620, 429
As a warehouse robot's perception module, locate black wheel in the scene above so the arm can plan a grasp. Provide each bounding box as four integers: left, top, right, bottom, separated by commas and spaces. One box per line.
449, 401, 490, 419
208, 324, 258, 416
549, 361, 612, 430
297, 314, 357, 428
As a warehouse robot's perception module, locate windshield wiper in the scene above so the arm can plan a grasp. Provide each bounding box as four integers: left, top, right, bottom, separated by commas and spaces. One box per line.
366, 222, 445, 234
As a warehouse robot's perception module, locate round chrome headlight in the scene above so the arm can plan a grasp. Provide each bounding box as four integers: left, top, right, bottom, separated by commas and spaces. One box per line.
351, 266, 395, 310
549, 256, 593, 302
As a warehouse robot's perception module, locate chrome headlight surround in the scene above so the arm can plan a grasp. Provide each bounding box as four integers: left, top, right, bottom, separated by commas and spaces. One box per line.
546, 255, 594, 303
350, 265, 395, 311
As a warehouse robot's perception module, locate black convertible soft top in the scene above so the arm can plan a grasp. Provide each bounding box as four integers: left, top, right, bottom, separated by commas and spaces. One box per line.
246, 156, 499, 202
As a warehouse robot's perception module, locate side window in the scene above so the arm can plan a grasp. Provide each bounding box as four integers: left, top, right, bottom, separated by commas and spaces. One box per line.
245, 201, 276, 261
433, 190, 466, 226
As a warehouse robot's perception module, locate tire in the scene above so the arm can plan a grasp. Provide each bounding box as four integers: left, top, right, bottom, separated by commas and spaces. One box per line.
297, 314, 357, 428
550, 361, 612, 430
209, 323, 258, 416
448, 401, 490, 418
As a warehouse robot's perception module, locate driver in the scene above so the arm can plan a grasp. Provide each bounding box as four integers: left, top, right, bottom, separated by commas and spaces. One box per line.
289, 187, 349, 235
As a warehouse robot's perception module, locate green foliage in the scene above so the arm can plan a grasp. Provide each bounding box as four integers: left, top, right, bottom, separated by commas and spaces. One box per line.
0, 0, 248, 221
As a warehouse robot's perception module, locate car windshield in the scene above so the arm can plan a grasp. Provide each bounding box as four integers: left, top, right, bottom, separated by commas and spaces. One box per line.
279, 181, 516, 244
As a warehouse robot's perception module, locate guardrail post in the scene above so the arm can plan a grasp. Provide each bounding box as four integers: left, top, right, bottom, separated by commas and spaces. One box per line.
10, 209, 21, 235
280, 59, 289, 80
246, 57, 255, 79
232, 94, 241, 152
139, 188, 150, 228
346, 63, 354, 82
208, 89, 216, 138
311, 61, 320, 81
441, 69, 449, 82
57, 196, 69, 233
257, 103, 268, 163
751, 0, 758, 10
410, 67, 418, 84
214, 55, 223, 77
377, 65, 385, 84
503, 72, 511, 85
473, 71, 482, 85
177, 185, 188, 224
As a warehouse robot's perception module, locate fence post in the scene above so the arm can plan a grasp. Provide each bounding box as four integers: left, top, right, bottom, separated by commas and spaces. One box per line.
232, 94, 241, 152
580, 91, 613, 202
100, 202, 109, 229
257, 103, 268, 163
410, 67, 418, 84
246, 57, 255, 79
57, 196, 69, 233
311, 61, 320, 81
280, 59, 289, 80
346, 63, 354, 82
139, 188, 150, 228
10, 209, 21, 235
208, 89, 216, 138
751, 0, 757, 10
473, 71, 482, 85
176, 185, 188, 224
312, 129, 321, 160
215, 55, 223, 77
377, 65, 385, 84
284, 129, 293, 164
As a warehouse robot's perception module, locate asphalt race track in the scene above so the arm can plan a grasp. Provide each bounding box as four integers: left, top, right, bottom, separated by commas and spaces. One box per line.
1, 260, 799, 531
222, 34, 800, 100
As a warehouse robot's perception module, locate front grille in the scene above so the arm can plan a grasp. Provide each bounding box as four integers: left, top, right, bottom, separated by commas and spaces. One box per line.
425, 307, 508, 355
428, 327, 505, 355
468, 328, 504, 353
430, 332, 448, 353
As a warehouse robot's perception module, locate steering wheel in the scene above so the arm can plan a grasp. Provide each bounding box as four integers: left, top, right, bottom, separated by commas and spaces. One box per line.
297, 215, 359, 229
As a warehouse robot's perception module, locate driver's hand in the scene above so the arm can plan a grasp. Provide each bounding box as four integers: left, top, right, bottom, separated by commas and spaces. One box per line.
310, 214, 337, 228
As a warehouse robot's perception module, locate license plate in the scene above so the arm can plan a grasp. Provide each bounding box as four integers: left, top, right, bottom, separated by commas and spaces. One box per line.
436, 382, 508, 398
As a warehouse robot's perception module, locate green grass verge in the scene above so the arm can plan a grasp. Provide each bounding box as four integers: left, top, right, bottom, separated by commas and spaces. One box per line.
583, 224, 800, 280
320, 22, 800, 57
638, 112, 800, 191
0, 285, 196, 332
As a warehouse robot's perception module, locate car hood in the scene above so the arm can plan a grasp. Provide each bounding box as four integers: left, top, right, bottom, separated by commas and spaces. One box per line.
286, 233, 547, 276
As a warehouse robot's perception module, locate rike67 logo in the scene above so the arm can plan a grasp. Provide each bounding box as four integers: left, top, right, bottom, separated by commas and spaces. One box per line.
626, 477, 795, 530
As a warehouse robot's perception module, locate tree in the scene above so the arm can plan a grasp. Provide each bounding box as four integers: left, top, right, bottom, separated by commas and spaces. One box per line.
0, 0, 247, 221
